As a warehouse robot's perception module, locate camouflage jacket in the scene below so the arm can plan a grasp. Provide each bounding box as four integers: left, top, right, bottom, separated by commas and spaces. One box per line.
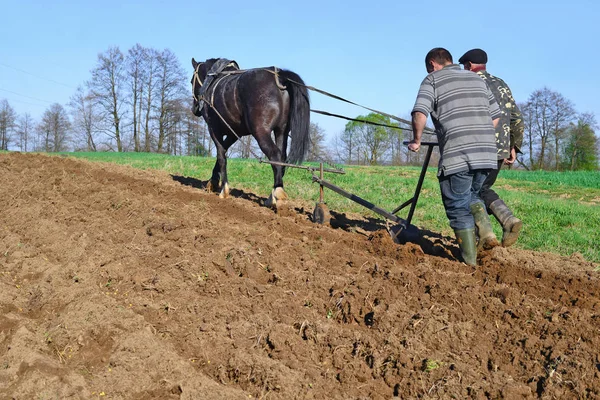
476, 70, 524, 159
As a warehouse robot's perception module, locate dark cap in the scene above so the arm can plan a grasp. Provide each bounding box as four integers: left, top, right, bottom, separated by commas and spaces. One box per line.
458, 48, 488, 64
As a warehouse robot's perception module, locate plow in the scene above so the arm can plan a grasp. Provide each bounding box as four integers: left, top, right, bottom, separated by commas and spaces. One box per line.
261, 141, 438, 243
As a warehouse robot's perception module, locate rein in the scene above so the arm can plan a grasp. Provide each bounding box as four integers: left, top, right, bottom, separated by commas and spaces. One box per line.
192, 61, 436, 157
201, 67, 435, 134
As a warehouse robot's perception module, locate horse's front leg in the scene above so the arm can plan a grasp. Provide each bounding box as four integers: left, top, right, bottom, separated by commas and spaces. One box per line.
206, 158, 221, 194
214, 134, 239, 198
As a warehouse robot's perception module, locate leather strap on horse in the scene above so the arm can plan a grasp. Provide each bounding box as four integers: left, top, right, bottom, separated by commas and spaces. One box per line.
310, 109, 424, 133
194, 59, 240, 114
279, 75, 435, 135
196, 61, 434, 134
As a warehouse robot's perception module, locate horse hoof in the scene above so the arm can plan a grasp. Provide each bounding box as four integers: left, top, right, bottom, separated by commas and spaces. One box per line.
219, 183, 230, 199
206, 180, 220, 193
265, 195, 274, 208
266, 187, 287, 208
274, 187, 288, 201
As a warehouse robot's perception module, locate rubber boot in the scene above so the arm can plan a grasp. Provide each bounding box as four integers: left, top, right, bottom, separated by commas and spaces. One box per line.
489, 199, 523, 247
470, 202, 500, 250
454, 228, 477, 266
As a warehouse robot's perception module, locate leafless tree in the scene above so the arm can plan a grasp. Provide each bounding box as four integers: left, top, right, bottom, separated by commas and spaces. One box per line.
88, 46, 126, 152
548, 91, 576, 169
126, 44, 150, 152
182, 98, 211, 156
335, 123, 360, 164
37, 103, 71, 152
518, 101, 534, 169
155, 49, 186, 153
0, 99, 17, 150
525, 87, 576, 170
16, 113, 34, 152
69, 86, 100, 151
229, 136, 255, 159
306, 122, 327, 162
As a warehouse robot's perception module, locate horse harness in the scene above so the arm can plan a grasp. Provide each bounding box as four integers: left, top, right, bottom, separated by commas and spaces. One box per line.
193, 58, 288, 115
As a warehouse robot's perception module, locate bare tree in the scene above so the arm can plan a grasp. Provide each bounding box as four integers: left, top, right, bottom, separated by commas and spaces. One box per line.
69, 86, 100, 151
525, 87, 576, 170
336, 122, 360, 164
0, 99, 17, 150
229, 136, 254, 159
518, 101, 535, 169
182, 98, 211, 156
548, 90, 576, 169
306, 122, 327, 162
88, 46, 126, 152
16, 113, 34, 152
141, 48, 159, 152
126, 44, 149, 152
155, 49, 186, 153
37, 103, 71, 152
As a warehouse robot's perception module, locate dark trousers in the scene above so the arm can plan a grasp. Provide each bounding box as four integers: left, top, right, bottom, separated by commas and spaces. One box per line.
438, 169, 490, 230
480, 160, 504, 209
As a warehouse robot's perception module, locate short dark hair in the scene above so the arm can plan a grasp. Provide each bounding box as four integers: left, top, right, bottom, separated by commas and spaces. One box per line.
425, 48, 453, 69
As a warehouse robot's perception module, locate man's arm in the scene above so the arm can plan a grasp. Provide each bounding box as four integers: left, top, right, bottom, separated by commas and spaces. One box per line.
507, 88, 524, 153
409, 111, 427, 152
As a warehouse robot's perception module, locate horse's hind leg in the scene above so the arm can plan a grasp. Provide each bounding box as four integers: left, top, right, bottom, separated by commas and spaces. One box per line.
275, 128, 289, 177
254, 130, 287, 208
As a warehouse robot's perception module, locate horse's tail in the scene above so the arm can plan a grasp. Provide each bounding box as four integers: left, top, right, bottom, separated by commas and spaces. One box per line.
280, 70, 310, 164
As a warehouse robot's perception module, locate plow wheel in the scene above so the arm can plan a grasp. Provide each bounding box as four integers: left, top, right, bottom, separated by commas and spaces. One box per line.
313, 202, 330, 225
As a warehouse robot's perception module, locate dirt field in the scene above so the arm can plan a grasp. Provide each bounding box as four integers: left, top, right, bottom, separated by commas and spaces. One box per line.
1, 152, 599, 400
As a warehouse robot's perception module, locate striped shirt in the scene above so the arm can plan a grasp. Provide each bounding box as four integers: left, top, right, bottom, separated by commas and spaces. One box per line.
412, 64, 501, 176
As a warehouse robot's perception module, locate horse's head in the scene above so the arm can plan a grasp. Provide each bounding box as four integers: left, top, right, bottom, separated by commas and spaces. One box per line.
190, 58, 211, 117
190, 58, 240, 117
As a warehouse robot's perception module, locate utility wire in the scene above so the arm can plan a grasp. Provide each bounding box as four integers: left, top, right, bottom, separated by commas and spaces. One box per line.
0, 88, 54, 104
0, 62, 77, 89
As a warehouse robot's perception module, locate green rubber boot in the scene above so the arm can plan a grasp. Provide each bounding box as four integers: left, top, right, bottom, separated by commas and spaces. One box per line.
454, 228, 477, 266
470, 202, 500, 250
489, 199, 523, 247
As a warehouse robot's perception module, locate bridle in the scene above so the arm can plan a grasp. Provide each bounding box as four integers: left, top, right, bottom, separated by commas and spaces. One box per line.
191, 62, 205, 104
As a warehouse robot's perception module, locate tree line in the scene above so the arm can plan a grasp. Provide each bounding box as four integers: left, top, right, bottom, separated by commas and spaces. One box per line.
1, 45, 598, 171
1, 45, 213, 156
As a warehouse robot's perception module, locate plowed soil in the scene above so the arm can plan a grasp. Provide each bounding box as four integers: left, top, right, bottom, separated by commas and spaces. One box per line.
1, 152, 599, 400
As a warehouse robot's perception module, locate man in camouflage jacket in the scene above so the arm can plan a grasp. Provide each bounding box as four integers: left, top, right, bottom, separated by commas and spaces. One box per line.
459, 48, 523, 247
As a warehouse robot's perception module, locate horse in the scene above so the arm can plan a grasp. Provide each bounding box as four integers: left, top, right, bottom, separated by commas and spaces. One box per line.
190, 58, 310, 208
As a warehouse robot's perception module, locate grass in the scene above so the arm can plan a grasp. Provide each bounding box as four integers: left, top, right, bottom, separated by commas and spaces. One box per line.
59, 152, 600, 264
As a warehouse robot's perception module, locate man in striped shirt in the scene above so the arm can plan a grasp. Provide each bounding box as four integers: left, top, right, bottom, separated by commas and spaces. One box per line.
408, 47, 501, 266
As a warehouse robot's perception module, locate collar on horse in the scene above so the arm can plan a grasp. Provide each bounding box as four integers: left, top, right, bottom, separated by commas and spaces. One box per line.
193, 58, 240, 113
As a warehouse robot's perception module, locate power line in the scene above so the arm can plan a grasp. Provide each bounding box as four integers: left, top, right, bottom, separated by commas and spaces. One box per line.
0, 88, 54, 104
0, 96, 47, 108
0, 62, 77, 89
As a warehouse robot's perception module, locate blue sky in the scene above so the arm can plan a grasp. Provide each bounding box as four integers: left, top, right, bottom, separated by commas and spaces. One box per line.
1, 0, 598, 142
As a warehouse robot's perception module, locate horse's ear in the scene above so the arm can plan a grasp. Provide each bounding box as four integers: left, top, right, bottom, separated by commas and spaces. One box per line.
192, 58, 198, 68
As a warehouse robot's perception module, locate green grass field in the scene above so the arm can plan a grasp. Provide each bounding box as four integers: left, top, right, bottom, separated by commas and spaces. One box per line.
62, 152, 600, 264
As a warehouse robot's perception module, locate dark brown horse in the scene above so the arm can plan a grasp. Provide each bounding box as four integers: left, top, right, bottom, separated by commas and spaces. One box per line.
190, 58, 310, 207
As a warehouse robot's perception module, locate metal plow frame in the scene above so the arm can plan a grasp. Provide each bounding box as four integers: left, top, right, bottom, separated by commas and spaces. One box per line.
262, 142, 438, 244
